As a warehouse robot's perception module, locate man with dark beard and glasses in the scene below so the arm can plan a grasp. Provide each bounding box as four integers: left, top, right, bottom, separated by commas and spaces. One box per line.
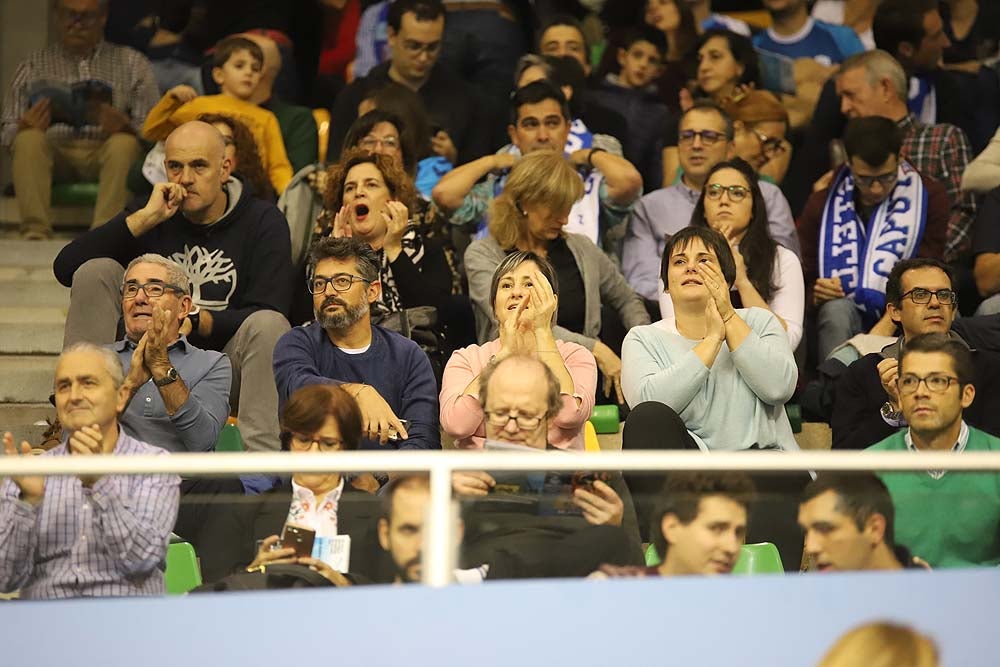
273, 238, 440, 456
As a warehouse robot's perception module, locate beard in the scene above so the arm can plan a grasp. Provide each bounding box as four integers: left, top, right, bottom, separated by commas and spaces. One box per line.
315, 296, 370, 331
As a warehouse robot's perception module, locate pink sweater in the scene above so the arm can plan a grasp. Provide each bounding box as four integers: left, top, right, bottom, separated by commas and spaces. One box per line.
439, 338, 597, 450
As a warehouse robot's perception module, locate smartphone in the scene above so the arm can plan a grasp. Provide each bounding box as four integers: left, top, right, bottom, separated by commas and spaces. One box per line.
388, 419, 411, 441
281, 525, 316, 559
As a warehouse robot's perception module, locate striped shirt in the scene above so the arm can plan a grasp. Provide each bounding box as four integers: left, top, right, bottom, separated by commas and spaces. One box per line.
898, 115, 977, 261
0, 431, 180, 599
0, 40, 159, 149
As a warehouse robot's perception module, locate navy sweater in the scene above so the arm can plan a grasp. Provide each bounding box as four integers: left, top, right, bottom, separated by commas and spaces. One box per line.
53, 180, 293, 351
273, 321, 440, 451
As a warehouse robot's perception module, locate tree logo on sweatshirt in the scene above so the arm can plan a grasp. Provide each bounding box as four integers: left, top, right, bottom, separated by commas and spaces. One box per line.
172, 245, 237, 310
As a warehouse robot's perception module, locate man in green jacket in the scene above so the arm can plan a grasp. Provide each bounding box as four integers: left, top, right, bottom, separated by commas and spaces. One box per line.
867, 332, 1000, 568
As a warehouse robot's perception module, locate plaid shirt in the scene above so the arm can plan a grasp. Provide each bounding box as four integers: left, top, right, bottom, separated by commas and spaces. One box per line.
0, 40, 159, 149
898, 115, 977, 261
0, 431, 180, 599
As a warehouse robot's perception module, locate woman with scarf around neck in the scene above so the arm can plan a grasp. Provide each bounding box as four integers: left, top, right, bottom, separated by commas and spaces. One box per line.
659, 158, 804, 349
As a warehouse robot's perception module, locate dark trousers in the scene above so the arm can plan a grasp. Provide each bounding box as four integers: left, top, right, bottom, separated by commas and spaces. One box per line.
622, 401, 808, 571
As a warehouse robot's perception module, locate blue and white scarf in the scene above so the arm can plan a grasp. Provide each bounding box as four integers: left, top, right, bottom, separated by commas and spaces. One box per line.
819, 161, 927, 326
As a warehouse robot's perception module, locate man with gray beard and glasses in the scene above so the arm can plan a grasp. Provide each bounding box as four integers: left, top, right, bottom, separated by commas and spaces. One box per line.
273, 238, 440, 461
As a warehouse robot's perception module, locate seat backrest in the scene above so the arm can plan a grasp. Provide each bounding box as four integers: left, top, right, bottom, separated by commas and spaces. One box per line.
732, 542, 784, 575
584, 420, 600, 452
165, 542, 203, 595
312, 108, 331, 164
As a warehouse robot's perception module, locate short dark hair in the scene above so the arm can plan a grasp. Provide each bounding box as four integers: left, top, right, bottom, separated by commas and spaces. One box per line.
652, 472, 755, 562
489, 251, 559, 312
873, 0, 938, 58
380, 474, 431, 521
308, 237, 381, 284
279, 384, 363, 451
510, 80, 571, 125
660, 226, 738, 292
679, 99, 735, 141
620, 24, 668, 57
695, 29, 761, 89
536, 14, 590, 59
843, 116, 903, 167
212, 36, 263, 69
901, 332, 975, 387
801, 473, 897, 549
542, 54, 588, 118
343, 109, 419, 177
885, 258, 954, 306
387, 0, 445, 32
691, 158, 777, 301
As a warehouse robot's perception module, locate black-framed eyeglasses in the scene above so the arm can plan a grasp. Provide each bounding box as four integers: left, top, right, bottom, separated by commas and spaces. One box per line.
899, 288, 958, 306
484, 411, 544, 430
288, 432, 345, 452
679, 129, 726, 146
852, 170, 898, 189
749, 127, 786, 159
57, 7, 102, 26
705, 183, 750, 202
122, 281, 186, 299
307, 273, 371, 295
897, 373, 960, 395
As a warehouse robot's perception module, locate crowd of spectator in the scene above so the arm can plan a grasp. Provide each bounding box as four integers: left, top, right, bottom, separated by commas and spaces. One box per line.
2, 0, 1000, 599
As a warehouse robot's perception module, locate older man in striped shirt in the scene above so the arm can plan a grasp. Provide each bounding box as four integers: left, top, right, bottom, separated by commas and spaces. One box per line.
0, 343, 179, 599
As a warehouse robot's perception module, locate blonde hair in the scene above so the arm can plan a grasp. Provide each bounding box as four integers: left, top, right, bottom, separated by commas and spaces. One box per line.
488, 151, 584, 249
818, 622, 939, 667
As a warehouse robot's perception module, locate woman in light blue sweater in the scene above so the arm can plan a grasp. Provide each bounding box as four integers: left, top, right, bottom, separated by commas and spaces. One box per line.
621, 225, 799, 452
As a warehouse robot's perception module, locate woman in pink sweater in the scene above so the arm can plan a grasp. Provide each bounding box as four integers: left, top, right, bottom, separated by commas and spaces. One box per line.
440, 251, 597, 450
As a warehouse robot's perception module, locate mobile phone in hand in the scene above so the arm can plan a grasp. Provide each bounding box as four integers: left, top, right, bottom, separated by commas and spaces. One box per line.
281, 524, 316, 558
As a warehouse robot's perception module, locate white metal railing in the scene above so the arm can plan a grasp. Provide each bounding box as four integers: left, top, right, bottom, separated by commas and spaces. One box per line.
4, 449, 1000, 586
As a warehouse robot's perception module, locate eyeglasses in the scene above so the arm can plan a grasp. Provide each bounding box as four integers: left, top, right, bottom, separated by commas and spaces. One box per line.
484, 411, 544, 430
749, 127, 787, 159
307, 273, 371, 295
852, 170, 898, 189
897, 373, 960, 395
705, 183, 750, 202
57, 7, 102, 26
899, 288, 958, 306
122, 281, 186, 299
679, 129, 726, 146
289, 432, 345, 452
359, 135, 399, 151
401, 39, 441, 56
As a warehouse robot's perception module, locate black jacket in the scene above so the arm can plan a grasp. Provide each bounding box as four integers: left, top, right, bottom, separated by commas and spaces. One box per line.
831, 316, 1000, 450
53, 180, 293, 351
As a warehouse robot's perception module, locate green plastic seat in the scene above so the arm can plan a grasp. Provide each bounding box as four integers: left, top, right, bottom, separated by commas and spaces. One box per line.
732, 542, 784, 575
643, 542, 783, 574
786, 403, 803, 434
51, 182, 99, 206
214, 423, 244, 452
165, 541, 202, 595
589, 404, 620, 434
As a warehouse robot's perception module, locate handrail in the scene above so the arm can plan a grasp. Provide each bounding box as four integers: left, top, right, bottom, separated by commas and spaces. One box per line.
5, 449, 999, 587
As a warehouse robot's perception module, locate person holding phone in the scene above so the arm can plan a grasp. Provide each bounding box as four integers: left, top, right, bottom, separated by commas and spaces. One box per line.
214, 384, 384, 585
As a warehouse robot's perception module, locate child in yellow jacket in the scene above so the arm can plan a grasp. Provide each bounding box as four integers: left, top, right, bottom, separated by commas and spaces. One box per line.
143, 36, 293, 194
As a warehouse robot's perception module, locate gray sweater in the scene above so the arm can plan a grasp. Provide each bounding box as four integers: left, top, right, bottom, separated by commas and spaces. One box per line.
464, 234, 650, 349
621, 307, 799, 451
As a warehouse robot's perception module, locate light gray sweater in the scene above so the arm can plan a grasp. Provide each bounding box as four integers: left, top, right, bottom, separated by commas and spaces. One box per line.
621, 307, 799, 451
464, 233, 650, 349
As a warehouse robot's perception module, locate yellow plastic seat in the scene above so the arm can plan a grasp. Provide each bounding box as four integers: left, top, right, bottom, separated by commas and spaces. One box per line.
313, 108, 331, 164
584, 420, 600, 452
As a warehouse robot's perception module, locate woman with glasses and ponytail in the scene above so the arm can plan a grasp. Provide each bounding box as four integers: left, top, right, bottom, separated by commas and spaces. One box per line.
659, 158, 804, 349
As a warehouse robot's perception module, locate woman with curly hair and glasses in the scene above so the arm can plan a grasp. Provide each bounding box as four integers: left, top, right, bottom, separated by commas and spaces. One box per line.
319, 148, 452, 319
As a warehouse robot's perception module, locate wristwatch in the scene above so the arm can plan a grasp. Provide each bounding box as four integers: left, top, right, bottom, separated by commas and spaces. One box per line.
154, 367, 179, 387
880, 401, 903, 423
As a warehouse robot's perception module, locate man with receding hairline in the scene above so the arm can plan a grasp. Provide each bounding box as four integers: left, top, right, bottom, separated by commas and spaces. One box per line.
53, 120, 294, 491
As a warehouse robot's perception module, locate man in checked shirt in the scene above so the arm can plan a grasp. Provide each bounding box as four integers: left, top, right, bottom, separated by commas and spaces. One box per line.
0, 343, 180, 599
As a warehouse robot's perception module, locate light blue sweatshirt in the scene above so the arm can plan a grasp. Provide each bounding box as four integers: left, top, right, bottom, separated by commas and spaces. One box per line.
621, 307, 799, 452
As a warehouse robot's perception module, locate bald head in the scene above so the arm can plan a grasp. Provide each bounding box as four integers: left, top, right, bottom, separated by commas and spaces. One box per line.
480, 355, 562, 448
162, 121, 232, 224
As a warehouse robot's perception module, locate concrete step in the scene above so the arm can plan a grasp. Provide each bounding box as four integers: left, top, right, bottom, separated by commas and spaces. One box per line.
0, 403, 56, 447
0, 355, 59, 403
0, 197, 90, 229
0, 279, 69, 308
0, 238, 69, 267
0, 307, 65, 354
